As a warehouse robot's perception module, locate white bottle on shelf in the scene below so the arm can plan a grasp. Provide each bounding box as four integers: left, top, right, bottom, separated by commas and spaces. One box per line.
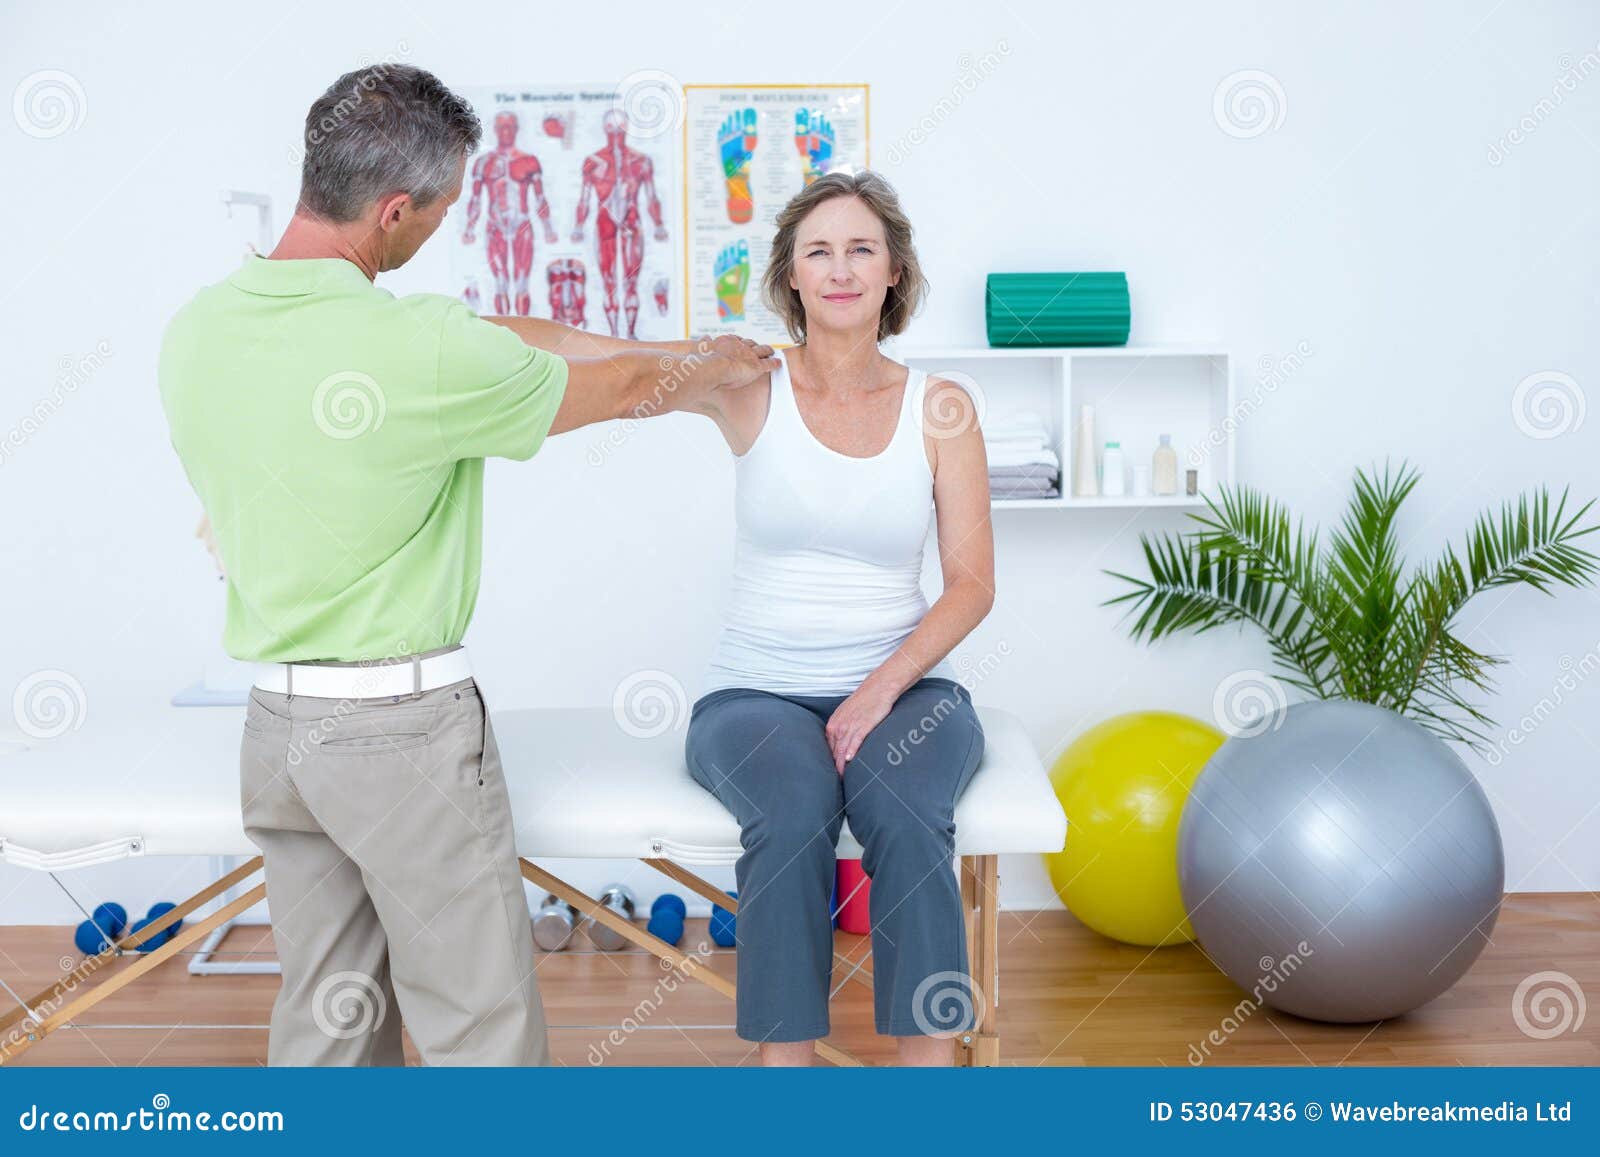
1101, 441, 1125, 497
1073, 404, 1099, 497
1153, 433, 1178, 496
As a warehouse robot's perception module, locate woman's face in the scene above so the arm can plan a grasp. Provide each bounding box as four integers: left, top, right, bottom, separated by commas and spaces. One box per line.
789, 195, 900, 338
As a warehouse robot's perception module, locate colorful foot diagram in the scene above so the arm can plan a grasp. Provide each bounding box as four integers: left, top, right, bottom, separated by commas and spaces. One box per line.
794, 108, 835, 186
719, 108, 757, 224
715, 239, 750, 322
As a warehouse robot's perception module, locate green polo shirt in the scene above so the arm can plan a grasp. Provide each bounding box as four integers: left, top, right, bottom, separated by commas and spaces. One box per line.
158, 254, 568, 662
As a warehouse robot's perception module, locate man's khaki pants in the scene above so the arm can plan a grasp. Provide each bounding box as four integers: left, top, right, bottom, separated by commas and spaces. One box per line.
240, 669, 548, 1066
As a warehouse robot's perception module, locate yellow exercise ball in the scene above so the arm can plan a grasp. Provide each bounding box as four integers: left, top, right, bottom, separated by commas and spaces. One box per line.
1045, 711, 1224, 947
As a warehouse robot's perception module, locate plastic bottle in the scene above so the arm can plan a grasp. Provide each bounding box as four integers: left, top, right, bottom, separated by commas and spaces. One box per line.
1101, 441, 1125, 497
1073, 405, 1099, 497
1153, 433, 1178, 496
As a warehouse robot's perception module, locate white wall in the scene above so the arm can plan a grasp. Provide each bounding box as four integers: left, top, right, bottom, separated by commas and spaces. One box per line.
3, 1, 1598, 928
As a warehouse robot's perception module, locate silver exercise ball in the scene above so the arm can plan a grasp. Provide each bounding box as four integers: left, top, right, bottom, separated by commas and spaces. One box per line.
1177, 699, 1504, 1023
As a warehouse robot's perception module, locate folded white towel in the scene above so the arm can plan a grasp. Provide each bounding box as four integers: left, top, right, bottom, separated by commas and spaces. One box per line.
986, 445, 1061, 471
984, 438, 1048, 454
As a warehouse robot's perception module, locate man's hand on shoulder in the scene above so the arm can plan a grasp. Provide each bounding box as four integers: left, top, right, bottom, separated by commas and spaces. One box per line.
547, 332, 778, 436
680, 333, 778, 415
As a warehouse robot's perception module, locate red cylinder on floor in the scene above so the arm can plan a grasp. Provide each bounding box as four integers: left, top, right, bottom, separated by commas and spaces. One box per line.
835, 858, 872, 934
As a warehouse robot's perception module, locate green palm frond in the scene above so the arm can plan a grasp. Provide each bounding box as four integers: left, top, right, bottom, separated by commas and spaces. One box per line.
1319, 461, 1418, 702
1461, 487, 1599, 597
1103, 460, 1600, 755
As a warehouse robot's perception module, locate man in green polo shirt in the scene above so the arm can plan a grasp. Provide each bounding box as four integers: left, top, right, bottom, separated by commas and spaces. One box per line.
158, 65, 774, 1067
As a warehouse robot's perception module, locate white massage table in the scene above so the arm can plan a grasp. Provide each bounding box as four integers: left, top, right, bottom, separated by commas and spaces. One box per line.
0, 703, 1066, 1067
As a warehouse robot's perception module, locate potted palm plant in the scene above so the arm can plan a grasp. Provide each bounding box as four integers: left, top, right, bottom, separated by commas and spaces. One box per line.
1103, 460, 1600, 753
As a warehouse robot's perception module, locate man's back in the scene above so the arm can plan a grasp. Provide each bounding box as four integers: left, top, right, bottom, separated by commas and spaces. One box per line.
159, 253, 567, 662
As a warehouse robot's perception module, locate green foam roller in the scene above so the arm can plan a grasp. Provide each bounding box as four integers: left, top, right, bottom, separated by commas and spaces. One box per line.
985, 272, 1130, 347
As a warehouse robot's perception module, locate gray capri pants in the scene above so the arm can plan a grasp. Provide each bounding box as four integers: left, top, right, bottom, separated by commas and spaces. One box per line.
685, 677, 984, 1042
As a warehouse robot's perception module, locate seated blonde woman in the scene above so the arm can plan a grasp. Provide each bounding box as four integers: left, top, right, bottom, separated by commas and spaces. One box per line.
684, 170, 994, 1066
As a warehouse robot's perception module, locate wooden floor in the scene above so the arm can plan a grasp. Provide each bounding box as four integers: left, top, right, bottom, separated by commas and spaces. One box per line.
2, 894, 1595, 1066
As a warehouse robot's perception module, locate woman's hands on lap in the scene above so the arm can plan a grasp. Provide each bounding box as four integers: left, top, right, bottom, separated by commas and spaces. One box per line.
825, 677, 899, 775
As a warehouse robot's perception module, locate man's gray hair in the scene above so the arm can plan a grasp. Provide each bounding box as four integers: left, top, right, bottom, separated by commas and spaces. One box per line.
299, 64, 481, 223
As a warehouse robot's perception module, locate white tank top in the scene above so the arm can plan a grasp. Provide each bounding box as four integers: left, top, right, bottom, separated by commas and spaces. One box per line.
703, 350, 957, 697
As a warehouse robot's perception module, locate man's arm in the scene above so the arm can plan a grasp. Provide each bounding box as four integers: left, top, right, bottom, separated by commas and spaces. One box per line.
547, 342, 778, 436
485, 314, 697, 359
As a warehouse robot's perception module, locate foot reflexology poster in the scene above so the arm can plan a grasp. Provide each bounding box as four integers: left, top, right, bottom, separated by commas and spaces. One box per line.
682, 84, 870, 344
448, 82, 683, 343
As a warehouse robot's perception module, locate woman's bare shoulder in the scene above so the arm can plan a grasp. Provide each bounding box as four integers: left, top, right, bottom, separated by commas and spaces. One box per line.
919, 372, 984, 442
710, 370, 773, 456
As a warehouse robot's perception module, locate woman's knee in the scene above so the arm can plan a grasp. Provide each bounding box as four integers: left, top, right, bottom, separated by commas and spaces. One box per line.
847, 779, 956, 860
845, 680, 982, 851
743, 785, 844, 861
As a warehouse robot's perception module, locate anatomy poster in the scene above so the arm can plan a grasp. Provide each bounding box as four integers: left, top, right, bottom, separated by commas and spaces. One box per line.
447, 84, 682, 342
683, 85, 869, 344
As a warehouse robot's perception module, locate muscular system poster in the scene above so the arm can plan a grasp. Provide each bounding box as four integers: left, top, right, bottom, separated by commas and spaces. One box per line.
682, 84, 869, 345
447, 83, 682, 343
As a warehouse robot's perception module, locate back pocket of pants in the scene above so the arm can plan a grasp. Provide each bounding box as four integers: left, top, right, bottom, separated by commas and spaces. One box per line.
310, 705, 440, 756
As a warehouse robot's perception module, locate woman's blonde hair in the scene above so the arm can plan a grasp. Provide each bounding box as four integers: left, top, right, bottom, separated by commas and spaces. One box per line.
762, 169, 927, 343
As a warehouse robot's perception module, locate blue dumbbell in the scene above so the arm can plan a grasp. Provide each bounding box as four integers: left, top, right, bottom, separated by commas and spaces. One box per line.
95, 902, 129, 938
708, 891, 738, 948
72, 902, 129, 955
647, 894, 686, 946
148, 902, 182, 935
130, 902, 184, 952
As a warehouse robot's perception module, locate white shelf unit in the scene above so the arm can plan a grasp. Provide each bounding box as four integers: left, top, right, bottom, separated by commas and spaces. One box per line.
892, 345, 1235, 511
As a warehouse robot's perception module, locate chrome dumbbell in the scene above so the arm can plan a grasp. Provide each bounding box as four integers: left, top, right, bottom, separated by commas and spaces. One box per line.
531, 893, 579, 951
581, 884, 637, 951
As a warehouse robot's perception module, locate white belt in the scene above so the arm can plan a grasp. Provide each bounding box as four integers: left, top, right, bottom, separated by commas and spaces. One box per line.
252, 648, 473, 700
